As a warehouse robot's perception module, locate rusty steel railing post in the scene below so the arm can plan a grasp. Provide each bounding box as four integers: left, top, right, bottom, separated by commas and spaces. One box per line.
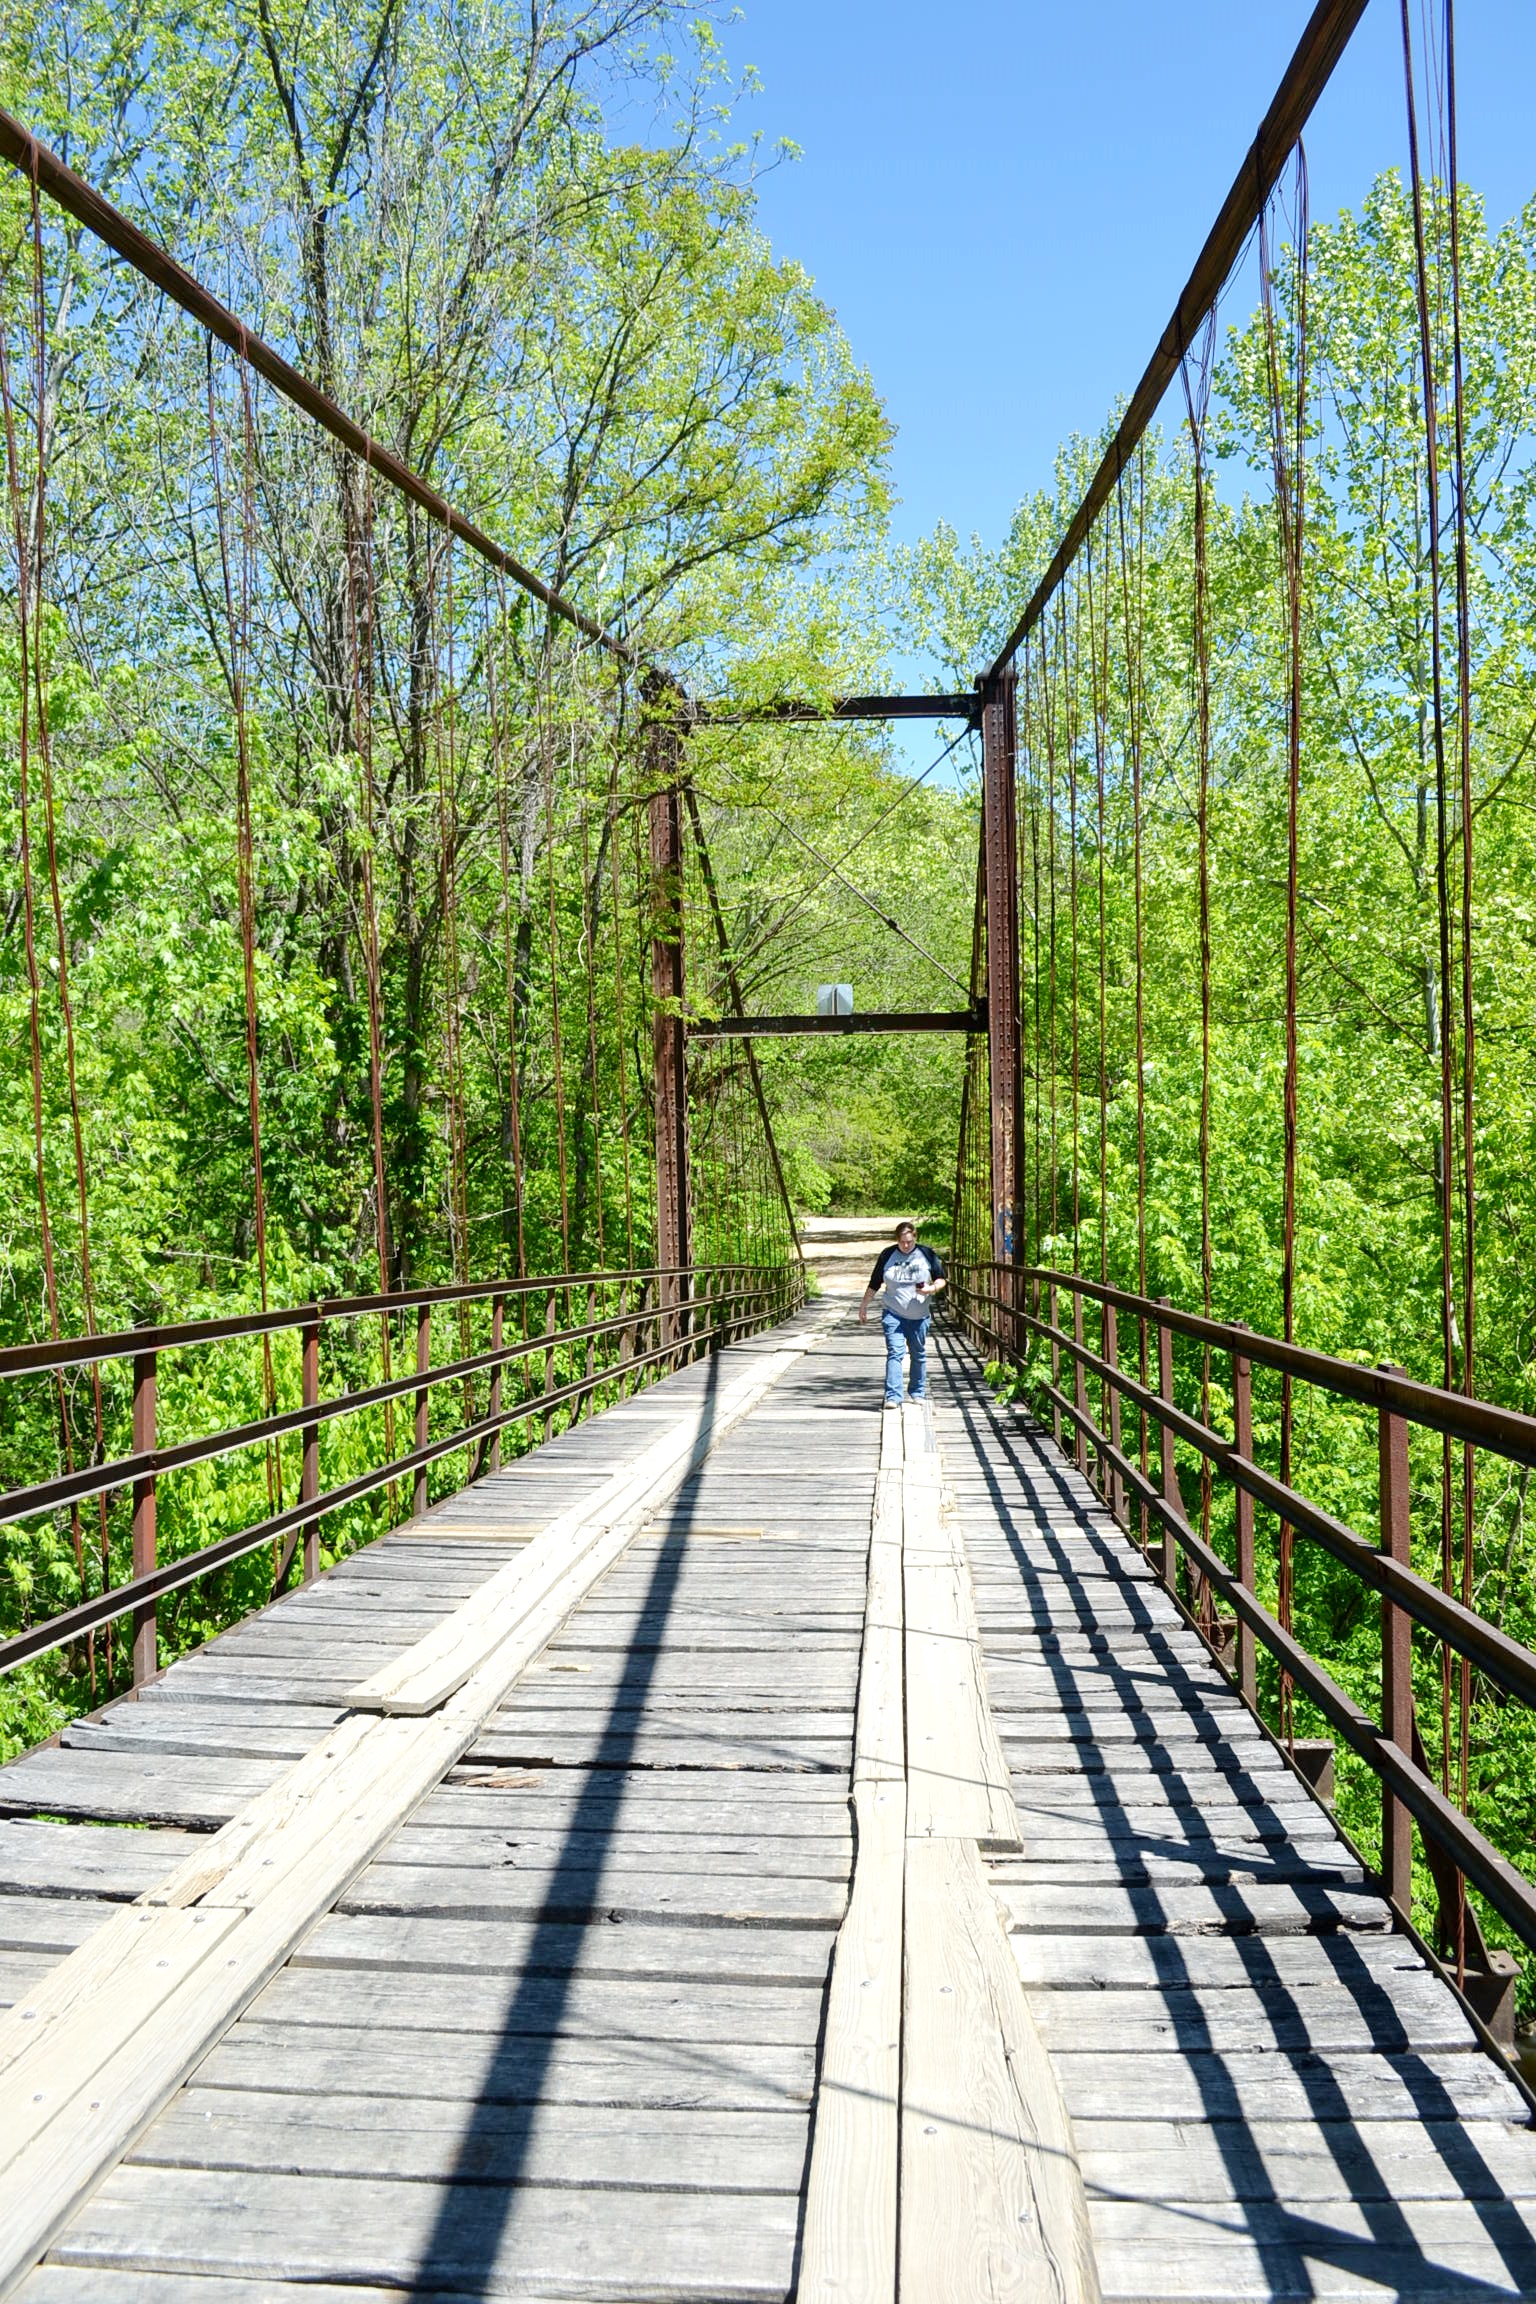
1156, 1298, 1185, 1596
1047, 1281, 1064, 1451
131, 1345, 158, 1686
542, 1290, 557, 1437
1072, 1288, 1089, 1478
1231, 1324, 1257, 1707
486, 1293, 506, 1473
981, 670, 1022, 1346
1103, 1299, 1126, 1528
300, 1317, 321, 1582
1379, 1368, 1414, 1913
647, 686, 691, 1347
412, 1304, 432, 1520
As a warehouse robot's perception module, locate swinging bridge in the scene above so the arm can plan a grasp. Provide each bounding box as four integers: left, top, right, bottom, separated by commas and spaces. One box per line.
6, 1, 1536, 2298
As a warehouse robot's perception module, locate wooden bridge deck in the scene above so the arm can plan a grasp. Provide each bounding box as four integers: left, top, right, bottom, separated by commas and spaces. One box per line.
1, 1300, 1535, 2301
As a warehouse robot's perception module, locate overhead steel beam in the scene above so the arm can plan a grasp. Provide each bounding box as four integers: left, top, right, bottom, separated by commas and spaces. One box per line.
986, 0, 1369, 678
691, 693, 978, 726
0, 108, 634, 663
688, 1007, 984, 1038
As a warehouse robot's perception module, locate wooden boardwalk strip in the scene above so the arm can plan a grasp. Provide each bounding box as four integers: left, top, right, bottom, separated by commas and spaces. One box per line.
900, 1833, 1100, 2304
902, 1411, 1019, 1852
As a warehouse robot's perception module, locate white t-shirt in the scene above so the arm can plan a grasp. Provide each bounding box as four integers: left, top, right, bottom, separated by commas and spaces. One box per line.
877, 1246, 940, 1319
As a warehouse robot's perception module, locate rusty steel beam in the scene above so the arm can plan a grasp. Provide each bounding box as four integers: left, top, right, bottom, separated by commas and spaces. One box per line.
691, 693, 977, 726
648, 716, 692, 1300
0, 107, 633, 663
986, 0, 1369, 678
688, 1007, 983, 1038
981, 671, 1022, 1266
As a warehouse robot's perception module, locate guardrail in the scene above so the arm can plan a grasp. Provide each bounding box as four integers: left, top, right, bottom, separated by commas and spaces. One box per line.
950, 1258, 1534, 2046
1, 1262, 805, 1686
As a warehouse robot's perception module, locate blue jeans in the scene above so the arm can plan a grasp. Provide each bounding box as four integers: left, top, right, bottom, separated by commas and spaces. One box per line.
881, 1309, 929, 1405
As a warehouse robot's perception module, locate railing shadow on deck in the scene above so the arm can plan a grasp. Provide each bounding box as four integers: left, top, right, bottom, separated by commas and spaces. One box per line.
934, 1328, 1536, 2297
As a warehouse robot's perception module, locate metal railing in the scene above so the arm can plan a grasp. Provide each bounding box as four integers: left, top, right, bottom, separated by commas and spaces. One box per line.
0, 1261, 805, 1686
950, 1258, 1536, 2043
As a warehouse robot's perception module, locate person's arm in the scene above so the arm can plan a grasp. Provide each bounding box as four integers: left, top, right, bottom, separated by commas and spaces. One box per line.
915, 1246, 947, 1301
859, 1249, 888, 1326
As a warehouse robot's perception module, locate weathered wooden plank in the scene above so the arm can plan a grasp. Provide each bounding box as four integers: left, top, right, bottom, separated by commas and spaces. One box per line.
996, 1851, 1366, 1888
0, 1750, 281, 1830
899, 1834, 1099, 2304
338, 1859, 845, 1928
0, 1823, 192, 1903
247, 1964, 824, 2045
1010, 1928, 1434, 1995
1028, 1981, 1474, 2058
999, 1879, 1391, 1938
294, 1911, 834, 1985
46, 2164, 802, 2300
1073, 2115, 1536, 2205
800, 1778, 904, 2304
1048, 2044, 1527, 2128
201, 2022, 817, 2107
370, 1827, 853, 1879
138, 2088, 810, 2190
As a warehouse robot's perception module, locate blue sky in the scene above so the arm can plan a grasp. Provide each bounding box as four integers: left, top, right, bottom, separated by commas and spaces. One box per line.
724, 0, 1536, 584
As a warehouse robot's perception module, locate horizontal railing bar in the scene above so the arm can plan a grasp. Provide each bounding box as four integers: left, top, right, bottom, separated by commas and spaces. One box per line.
0, 1264, 754, 1383
0, 1282, 765, 1530
967, 1261, 1536, 1470
0, 1284, 790, 1678
1020, 1361, 1536, 1957
962, 1282, 1536, 1709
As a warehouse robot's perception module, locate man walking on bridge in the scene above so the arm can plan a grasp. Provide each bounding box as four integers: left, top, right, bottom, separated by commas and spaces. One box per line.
859, 1220, 947, 1406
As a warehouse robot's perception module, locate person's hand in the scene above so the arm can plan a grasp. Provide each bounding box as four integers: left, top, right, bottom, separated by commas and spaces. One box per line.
858, 1301, 868, 1325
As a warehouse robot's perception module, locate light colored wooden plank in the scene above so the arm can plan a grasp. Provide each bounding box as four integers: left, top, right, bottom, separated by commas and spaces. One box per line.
202, 2022, 816, 2107
899, 1834, 1099, 2304
349, 1340, 816, 1716
139, 2089, 811, 2190
1073, 2114, 1536, 2206
45, 2163, 801, 2299
903, 1470, 1019, 1850
800, 1779, 904, 2304
294, 1910, 835, 1985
